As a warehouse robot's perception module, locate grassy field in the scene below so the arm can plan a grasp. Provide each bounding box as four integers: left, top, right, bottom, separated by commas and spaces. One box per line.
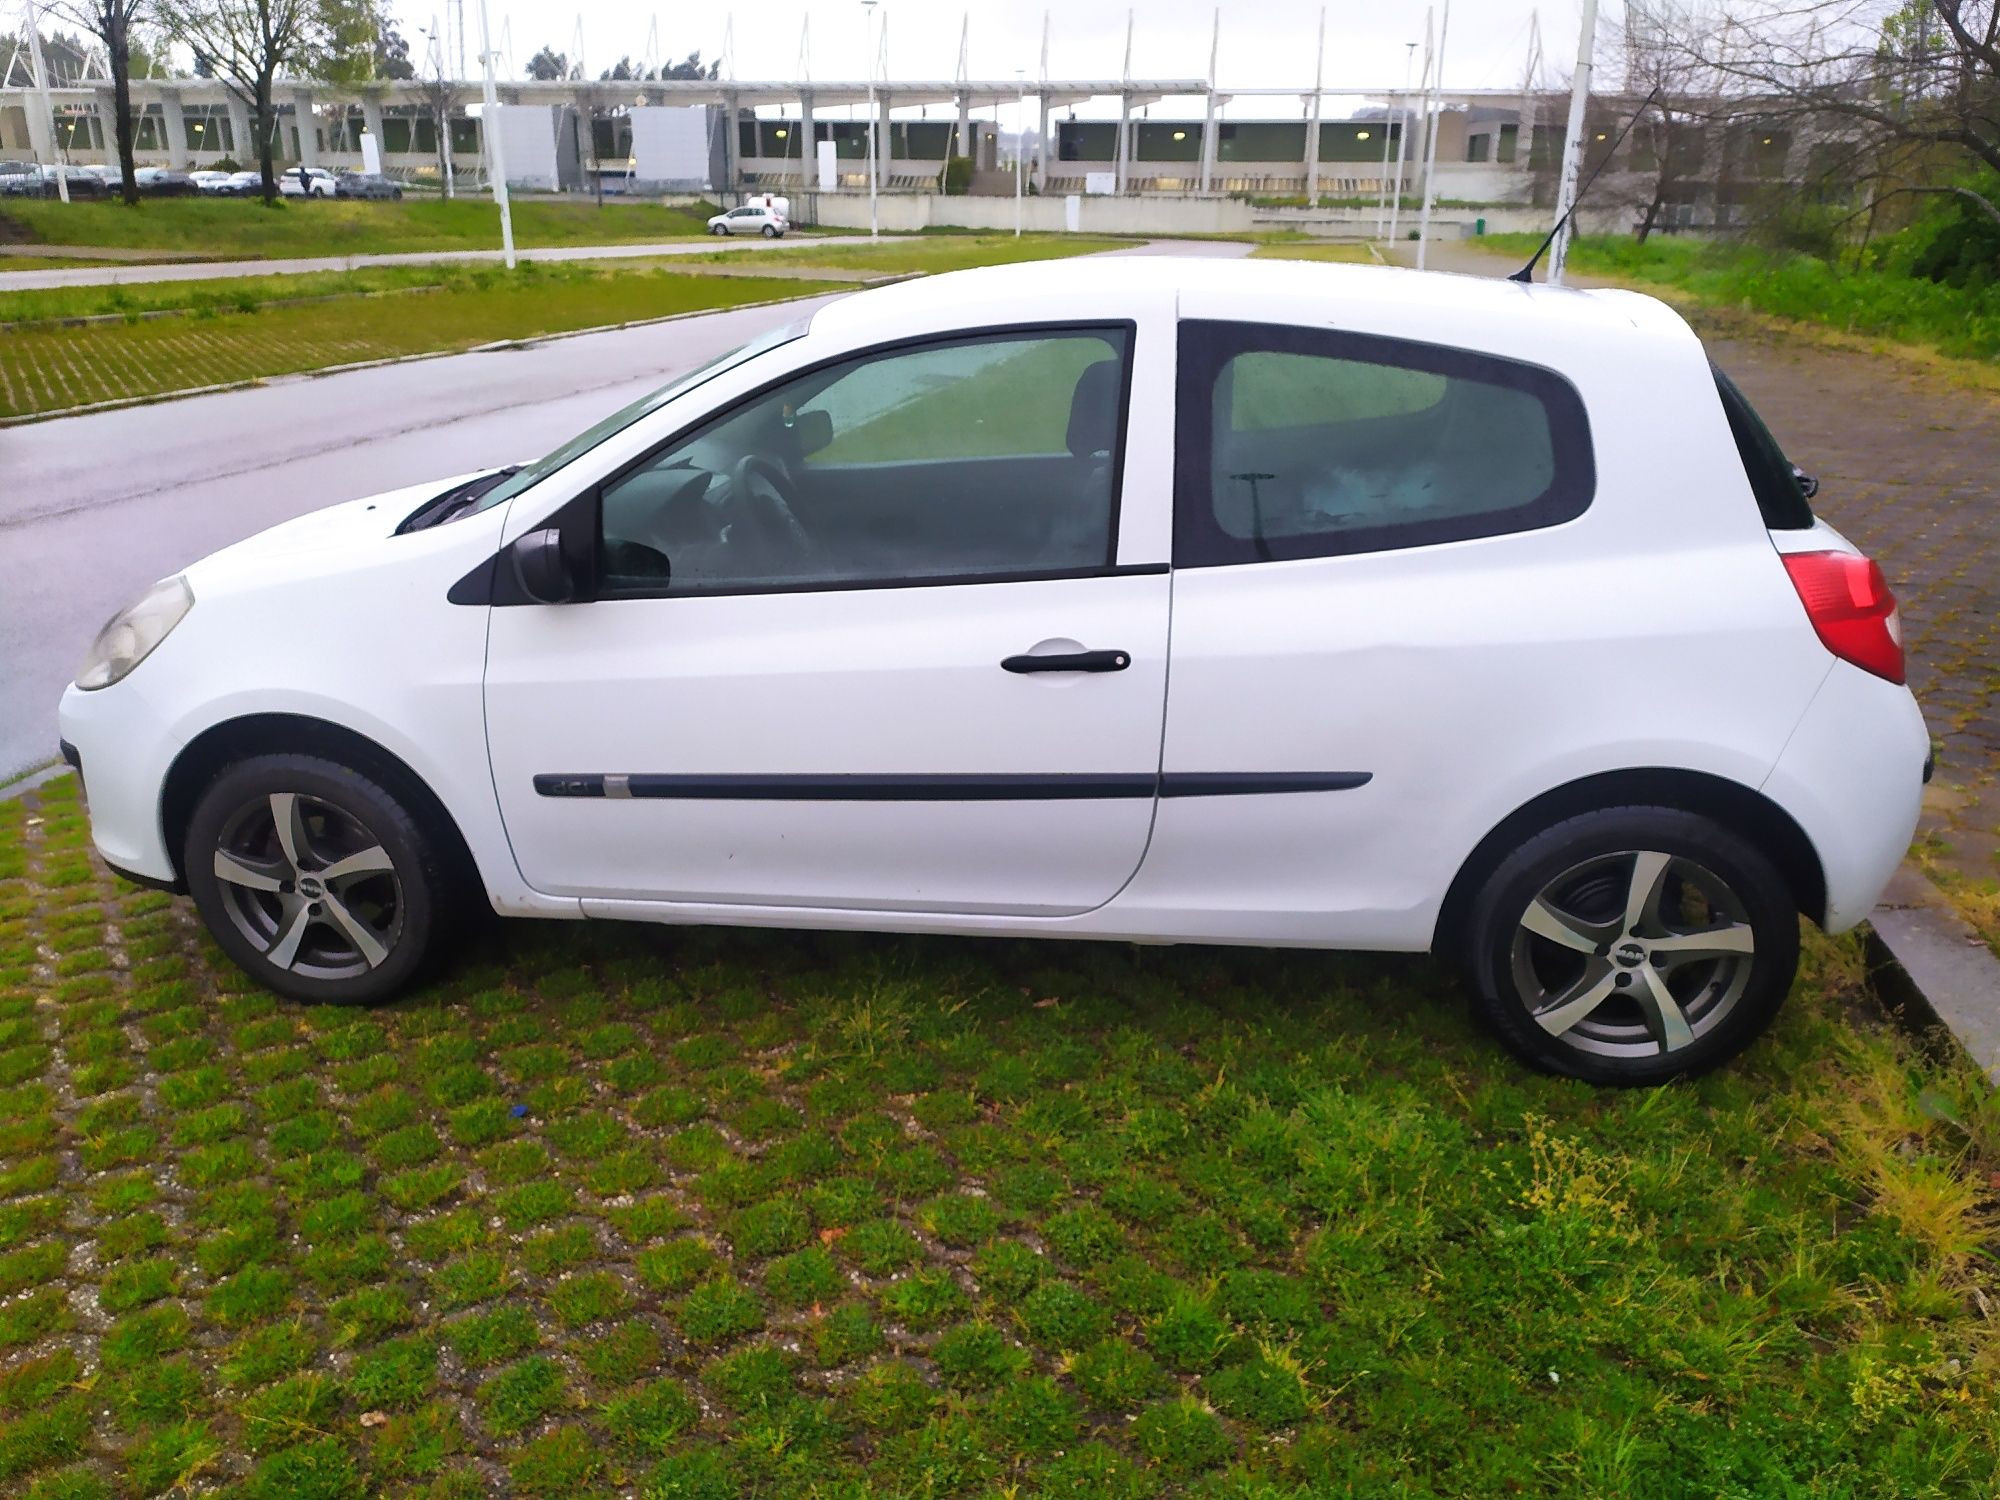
1471, 233, 2000, 362
1, 776, 1997, 1497
0, 198, 729, 259
0, 236, 1122, 327
685, 234, 1133, 275
1249, 243, 1381, 264
0, 236, 1135, 419
0, 266, 842, 420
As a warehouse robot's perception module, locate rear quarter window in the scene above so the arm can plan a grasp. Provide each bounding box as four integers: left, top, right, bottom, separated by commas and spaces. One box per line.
1711, 363, 1814, 530
1174, 320, 1595, 565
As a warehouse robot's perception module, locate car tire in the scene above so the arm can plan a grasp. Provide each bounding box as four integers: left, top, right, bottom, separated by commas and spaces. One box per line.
711, 223, 729, 235
1461, 806, 1798, 1085
762, 224, 778, 238
183, 753, 461, 1006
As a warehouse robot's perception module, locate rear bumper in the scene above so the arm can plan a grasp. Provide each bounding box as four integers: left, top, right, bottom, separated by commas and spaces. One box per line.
1761, 662, 1929, 932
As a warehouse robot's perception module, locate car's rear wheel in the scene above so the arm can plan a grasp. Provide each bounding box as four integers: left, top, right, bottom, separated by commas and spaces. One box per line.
1462, 806, 1798, 1085
184, 754, 456, 1005
762, 224, 779, 238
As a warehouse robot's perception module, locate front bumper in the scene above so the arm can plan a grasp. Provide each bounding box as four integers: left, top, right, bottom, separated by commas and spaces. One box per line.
57, 681, 181, 885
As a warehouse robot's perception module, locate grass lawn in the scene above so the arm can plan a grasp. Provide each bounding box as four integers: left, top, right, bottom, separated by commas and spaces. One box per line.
0, 265, 842, 419
2, 775, 1997, 1497
691, 234, 1132, 275
0, 198, 729, 259
1249, 243, 1381, 264
1470, 233, 2000, 363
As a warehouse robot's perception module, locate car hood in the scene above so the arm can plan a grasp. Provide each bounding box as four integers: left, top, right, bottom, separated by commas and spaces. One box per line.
183, 470, 500, 578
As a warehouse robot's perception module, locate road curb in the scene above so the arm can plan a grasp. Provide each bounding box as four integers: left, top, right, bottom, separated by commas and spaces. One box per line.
0, 282, 864, 428
0, 762, 67, 804
1865, 864, 2000, 1086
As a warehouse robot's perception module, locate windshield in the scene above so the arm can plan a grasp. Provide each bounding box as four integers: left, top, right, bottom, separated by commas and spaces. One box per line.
468, 318, 811, 515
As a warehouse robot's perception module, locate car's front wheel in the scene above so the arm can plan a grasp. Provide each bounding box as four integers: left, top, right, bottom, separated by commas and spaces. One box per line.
1462, 806, 1798, 1085
184, 754, 456, 1004
711, 223, 729, 235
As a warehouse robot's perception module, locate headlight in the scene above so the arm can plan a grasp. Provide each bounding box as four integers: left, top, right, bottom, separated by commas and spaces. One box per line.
76, 576, 194, 691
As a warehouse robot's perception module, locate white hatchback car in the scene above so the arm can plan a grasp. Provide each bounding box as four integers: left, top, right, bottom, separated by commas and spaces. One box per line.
278, 165, 337, 198
708, 203, 788, 237
58, 259, 1927, 1083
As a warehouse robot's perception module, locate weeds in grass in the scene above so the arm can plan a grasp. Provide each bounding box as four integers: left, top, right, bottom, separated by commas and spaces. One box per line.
0, 775, 1997, 1493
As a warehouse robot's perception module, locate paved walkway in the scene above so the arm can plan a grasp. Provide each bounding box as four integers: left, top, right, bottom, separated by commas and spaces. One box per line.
1398, 238, 1999, 899
0, 233, 881, 292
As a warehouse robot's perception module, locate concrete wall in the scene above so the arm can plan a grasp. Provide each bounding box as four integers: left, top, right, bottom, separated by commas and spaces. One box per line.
806, 192, 1255, 235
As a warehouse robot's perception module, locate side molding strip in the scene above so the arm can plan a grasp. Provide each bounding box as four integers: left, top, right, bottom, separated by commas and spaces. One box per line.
532, 772, 1372, 801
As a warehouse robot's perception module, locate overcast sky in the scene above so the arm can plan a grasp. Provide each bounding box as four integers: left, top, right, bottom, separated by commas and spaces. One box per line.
390, 1, 1620, 110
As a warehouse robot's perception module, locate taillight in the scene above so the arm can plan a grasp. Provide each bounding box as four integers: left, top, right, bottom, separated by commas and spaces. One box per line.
1781, 550, 1905, 685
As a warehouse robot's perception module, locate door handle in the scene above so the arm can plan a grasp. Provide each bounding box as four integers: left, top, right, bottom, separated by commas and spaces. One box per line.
1001, 649, 1131, 674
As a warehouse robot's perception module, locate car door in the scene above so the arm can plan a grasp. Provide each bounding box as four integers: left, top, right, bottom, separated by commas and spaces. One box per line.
483, 322, 1170, 916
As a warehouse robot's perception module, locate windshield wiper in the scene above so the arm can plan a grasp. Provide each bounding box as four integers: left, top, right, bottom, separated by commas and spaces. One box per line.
397, 466, 523, 534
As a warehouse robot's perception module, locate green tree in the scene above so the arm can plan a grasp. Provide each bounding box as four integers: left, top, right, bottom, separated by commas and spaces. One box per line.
156, 0, 318, 201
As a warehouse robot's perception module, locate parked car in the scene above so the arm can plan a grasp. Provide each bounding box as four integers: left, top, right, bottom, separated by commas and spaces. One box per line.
278, 165, 337, 198
57, 259, 1927, 1084
334, 171, 403, 200
6, 164, 105, 197
707, 202, 788, 237
222, 170, 265, 196
134, 167, 198, 196
188, 169, 234, 194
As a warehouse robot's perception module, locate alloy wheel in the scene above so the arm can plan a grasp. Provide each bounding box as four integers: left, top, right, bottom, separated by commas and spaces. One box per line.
1509, 849, 1757, 1060
210, 791, 403, 981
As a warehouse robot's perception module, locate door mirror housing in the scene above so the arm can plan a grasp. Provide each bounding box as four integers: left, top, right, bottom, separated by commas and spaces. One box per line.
1791, 464, 1820, 500
508, 527, 576, 604
790, 407, 834, 456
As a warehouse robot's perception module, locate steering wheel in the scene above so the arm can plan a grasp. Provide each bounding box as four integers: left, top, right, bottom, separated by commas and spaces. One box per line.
728, 454, 817, 575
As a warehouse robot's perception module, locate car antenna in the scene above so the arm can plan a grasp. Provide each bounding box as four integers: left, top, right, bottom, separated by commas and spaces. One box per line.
1509, 86, 1661, 285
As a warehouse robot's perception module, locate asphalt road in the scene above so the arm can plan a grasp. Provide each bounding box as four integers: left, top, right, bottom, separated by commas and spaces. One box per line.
0, 294, 847, 780
0, 238, 1253, 783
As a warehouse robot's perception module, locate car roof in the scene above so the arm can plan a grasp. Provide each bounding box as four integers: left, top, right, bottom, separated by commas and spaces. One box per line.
805, 253, 1694, 364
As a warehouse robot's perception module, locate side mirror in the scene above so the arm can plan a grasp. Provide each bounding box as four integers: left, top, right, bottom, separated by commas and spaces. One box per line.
791, 407, 834, 457
1791, 464, 1820, 500
508, 527, 575, 604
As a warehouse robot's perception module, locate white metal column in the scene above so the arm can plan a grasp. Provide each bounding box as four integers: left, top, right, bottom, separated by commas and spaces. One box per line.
476, 0, 515, 269
1415, 0, 1450, 270
1303, 8, 1324, 206
1548, 0, 1601, 285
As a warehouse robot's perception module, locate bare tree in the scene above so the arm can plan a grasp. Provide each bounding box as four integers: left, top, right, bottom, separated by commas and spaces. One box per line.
411, 24, 458, 196
48, 1, 149, 205
1614, 3, 1739, 240
1689, 1, 2000, 227
156, 0, 317, 202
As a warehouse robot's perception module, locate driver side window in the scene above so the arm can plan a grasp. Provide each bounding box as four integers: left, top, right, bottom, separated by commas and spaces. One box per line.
597, 327, 1131, 598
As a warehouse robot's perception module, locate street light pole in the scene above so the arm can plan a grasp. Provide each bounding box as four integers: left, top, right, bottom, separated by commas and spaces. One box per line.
1549, 0, 1601, 286
1416, 0, 1451, 271
476, 0, 514, 269
1384, 41, 1415, 242
861, 0, 879, 239
1014, 68, 1025, 237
